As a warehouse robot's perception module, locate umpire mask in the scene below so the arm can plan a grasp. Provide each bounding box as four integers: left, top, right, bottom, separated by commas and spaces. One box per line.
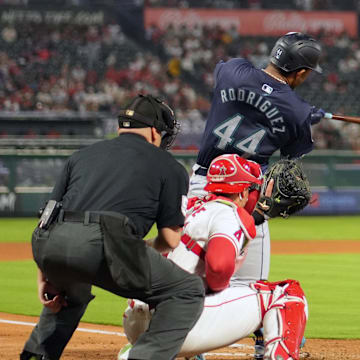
118, 94, 180, 150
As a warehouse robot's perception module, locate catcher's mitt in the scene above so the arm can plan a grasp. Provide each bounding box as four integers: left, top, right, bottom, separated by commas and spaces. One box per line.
257, 159, 311, 218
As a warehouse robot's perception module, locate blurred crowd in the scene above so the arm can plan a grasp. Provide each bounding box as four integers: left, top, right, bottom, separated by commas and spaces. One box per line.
1, 20, 360, 151
0, 22, 207, 138
0, 22, 161, 112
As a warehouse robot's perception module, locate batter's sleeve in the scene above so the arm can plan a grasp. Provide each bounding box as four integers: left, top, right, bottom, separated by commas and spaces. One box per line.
280, 114, 314, 159
156, 161, 189, 229
213, 60, 224, 88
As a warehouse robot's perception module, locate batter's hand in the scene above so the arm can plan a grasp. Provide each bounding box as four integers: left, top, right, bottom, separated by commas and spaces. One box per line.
310, 107, 325, 125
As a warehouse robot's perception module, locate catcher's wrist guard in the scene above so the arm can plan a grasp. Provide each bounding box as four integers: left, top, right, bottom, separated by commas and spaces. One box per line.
259, 159, 311, 219
252, 209, 265, 225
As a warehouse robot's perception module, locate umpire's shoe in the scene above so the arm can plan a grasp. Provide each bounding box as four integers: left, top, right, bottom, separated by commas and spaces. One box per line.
20, 350, 51, 360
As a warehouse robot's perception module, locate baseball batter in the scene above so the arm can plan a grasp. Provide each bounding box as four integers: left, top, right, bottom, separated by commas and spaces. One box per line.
189, 32, 324, 283
119, 154, 308, 360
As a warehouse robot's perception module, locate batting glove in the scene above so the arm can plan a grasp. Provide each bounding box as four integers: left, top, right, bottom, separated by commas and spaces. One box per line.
310, 107, 326, 125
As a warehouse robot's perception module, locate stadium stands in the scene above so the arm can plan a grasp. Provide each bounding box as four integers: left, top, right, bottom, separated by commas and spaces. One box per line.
0, 3, 360, 151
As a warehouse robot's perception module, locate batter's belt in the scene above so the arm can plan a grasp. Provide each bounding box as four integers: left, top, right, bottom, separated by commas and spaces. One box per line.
194, 166, 208, 176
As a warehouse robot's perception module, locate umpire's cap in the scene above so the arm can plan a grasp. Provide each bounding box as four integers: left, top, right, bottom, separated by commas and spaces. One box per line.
118, 94, 180, 149
269, 32, 322, 74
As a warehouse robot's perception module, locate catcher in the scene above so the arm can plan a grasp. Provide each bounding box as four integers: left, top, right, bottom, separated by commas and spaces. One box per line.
118, 155, 311, 360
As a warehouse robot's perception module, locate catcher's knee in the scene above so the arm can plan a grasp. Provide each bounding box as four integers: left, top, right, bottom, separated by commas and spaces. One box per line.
251, 279, 308, 360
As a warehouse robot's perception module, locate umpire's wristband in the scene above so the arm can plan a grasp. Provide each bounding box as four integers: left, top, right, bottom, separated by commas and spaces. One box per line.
252, 209, 265, 225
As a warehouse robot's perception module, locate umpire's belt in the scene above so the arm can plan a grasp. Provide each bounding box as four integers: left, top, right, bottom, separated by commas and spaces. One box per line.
58, 210, 101, 224
194, 166, 208, 176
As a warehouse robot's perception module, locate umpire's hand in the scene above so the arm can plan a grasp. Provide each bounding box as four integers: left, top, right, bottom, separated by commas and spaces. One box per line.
37, 269, 67, 313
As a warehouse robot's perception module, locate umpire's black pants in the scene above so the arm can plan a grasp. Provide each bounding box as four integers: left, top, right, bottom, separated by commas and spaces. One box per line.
22, 212, 205, 360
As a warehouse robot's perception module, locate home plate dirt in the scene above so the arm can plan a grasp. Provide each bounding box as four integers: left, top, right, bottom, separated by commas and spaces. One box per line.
1, 313, 360, 360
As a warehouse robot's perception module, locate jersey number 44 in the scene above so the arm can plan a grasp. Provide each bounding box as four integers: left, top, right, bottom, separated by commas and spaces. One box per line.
213, 114, 266, 155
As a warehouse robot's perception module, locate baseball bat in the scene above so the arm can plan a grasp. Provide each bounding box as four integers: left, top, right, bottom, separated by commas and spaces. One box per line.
324, 112, 360, 125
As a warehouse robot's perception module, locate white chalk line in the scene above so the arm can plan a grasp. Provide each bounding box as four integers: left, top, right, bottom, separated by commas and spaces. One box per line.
0, 318, 125, 336
0, 318, 254, 357
204, 353, 253, 357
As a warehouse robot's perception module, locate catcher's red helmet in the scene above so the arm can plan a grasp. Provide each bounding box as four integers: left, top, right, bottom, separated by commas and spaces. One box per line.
204, 154, 262, 194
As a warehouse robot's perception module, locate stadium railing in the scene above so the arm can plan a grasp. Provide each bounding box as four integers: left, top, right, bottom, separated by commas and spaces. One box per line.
1, 149, 360, 216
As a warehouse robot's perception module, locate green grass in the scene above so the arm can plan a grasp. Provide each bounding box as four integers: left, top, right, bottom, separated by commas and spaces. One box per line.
0, 218, 157, 243
1, 217, 360, 338
1, 254, 359, 337
0, 218, 38, 243
269, 216, 360, 241
269, 253, 360, 338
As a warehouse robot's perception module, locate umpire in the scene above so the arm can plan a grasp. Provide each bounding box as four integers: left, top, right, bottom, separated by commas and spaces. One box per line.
20, 94, 205, 360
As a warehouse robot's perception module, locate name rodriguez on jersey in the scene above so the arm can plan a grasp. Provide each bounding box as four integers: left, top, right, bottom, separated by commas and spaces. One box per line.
219, 87, 285, 134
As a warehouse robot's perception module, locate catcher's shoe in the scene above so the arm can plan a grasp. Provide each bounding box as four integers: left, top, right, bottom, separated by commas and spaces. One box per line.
185, 355, 206, 360
117, 343, 132, 360
300, 336, 306, 348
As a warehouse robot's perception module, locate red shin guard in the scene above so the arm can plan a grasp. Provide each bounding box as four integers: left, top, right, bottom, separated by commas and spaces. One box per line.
251, 279, 307, 360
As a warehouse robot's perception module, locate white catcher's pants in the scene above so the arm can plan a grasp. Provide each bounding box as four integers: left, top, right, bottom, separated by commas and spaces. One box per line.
188, 168, 270, 282
123, 285, 261, 357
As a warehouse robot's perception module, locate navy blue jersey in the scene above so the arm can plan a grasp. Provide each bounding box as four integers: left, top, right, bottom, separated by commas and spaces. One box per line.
197, 58, 314, 171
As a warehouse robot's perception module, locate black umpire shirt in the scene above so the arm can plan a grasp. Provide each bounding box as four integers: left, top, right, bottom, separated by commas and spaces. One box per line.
51, 133, 189, 237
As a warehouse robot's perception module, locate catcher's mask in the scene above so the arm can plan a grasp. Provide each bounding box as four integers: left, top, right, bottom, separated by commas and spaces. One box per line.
118, 94, 180, 149
204, 154, 262, 194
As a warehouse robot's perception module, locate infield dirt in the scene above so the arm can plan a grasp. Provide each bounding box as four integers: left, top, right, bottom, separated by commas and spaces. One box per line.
2, 240, 360, 261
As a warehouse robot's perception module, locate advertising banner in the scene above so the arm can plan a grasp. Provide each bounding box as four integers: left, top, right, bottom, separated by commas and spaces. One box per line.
0, 8, 105, 25
302, 189, 360, 215
2, 153, 360, 216
145, 8, 358, 37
